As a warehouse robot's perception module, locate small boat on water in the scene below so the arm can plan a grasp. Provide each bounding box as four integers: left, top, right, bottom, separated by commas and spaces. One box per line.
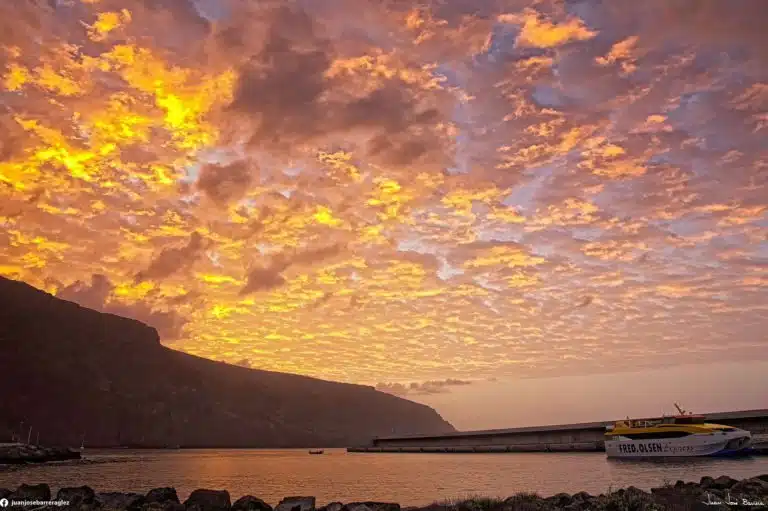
308, 449, 324, 455
605, 404, 752, 458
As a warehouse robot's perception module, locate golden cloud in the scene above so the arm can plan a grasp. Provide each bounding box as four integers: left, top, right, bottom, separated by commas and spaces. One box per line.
0, 0, 766, 385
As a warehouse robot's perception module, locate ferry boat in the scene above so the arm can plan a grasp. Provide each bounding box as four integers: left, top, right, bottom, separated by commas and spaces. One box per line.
605, 404, 752, 458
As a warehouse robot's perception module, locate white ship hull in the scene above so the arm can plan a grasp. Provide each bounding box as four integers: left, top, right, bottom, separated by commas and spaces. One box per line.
606, 430, 752, 458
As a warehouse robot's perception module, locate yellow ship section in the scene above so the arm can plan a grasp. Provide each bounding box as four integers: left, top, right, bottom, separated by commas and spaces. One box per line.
606, 422, 735, 437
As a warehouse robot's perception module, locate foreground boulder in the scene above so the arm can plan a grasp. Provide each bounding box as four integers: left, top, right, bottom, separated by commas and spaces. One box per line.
732, 478, 768, 495
97, 492, 146, 511
0, 475, 764, 511
232, 496, 272, 511
57, 486, 96, 506
543, 493, 572, 507
710, 475, 738, 490
700, 476, 716, 489
275, 497, 315, 511
11, 483, 51, 501
184, 489, 232, 511
566, 491, 596, 511
570, 491, 593, 501
342, 503, 400, 511
146, 487, 181, 504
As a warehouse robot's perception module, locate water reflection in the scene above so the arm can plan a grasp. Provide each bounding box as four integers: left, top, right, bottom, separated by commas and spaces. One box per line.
1, 449, 766, 506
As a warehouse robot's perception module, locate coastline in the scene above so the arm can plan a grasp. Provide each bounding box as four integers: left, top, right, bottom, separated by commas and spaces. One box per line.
1, 475, 766, 510
0, 444, 81, 465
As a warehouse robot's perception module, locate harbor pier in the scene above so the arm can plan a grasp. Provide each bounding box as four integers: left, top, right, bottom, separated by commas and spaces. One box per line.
347, 409, 768, 454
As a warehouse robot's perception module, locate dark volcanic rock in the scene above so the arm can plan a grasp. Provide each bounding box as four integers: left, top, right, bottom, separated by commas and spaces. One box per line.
11, 483, 51, 501
503, 493, 543, 509
684, 482, 704, 494
184, 489, 231, 511
544, 493, 572, 507
145, 503, 185, 511
342, 503, 400, 511
757, 474, 768, 483
275, 496, 315, 511
562, 491, 595, 510
0, 276, 455, 448
650, 477, 768, 510
57, 486, 96, 506
732, 477, 768, 495
3, 478, 767, 511
710, 475, 738, 490
705, 488, 726, 501
146, 488, 180, 504
98, 492, 146, 511
570, 491, 593, 502
0, 488, 11, 499
232, 496, 272, 511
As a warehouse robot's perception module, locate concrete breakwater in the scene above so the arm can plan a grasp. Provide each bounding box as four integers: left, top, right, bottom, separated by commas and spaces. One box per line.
0, 444, 81, 464
349, 409, 768, 454
1, 476, 767, 510
348, 435, 768, 454
348, 443, 604, 453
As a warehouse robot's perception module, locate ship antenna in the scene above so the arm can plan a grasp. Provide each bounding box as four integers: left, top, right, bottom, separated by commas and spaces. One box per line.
673, 403, 685, 415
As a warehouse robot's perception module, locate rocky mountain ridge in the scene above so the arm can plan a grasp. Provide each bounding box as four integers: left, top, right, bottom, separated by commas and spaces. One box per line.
0, 276, 455, 447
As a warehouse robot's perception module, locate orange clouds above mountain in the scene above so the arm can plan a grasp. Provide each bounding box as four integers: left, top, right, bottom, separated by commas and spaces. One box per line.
1, 0, 766, 386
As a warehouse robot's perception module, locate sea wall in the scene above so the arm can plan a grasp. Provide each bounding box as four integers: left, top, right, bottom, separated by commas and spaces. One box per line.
355, 412, 768, 454
348, 442, 603, 453
1, 475, 766, 510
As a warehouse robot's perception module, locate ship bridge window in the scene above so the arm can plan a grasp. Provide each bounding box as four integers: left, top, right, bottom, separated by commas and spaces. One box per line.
623, 431, 693, 440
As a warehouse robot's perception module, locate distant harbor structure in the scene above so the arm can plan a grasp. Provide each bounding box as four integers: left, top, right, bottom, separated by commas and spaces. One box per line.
348, 409, 768, 454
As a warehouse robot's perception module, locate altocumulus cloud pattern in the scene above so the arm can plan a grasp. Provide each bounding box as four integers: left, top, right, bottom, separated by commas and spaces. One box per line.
0, 0, 766, 386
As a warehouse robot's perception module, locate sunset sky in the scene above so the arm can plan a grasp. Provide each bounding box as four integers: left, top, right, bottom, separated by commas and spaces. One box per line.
1, 0, 766, 427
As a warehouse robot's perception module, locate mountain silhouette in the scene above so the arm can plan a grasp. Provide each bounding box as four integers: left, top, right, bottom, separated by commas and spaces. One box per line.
0, 276, 454, 447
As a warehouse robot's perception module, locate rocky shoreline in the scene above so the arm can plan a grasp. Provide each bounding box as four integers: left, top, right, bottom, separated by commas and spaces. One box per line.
0, 475, 766, 510
0, 444, 81, 465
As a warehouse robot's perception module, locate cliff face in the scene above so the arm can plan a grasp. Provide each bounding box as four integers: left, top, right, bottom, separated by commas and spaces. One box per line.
0, 276, 455, 447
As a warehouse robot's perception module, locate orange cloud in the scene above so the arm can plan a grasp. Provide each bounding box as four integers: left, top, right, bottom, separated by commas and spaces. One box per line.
500, 9, 597, 49
1, 0, 766, 386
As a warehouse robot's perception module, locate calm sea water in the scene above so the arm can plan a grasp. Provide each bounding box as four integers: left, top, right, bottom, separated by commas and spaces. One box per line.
1, 449, 767, 506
